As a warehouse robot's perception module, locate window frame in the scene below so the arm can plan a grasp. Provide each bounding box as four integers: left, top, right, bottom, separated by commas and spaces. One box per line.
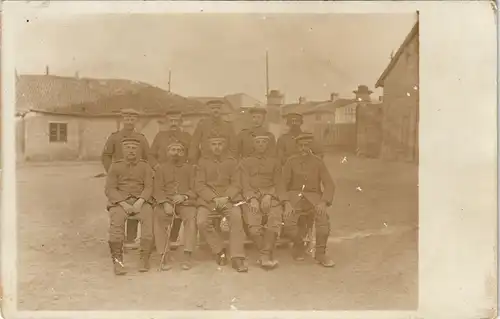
49, 122, 68, 143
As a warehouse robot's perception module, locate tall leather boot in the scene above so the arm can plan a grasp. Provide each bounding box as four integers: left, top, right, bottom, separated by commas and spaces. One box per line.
138, 239, 153, 272
314, 234, 335, 267
260, 230, 278, 270
108, 241, 127, 275
292, 239, 306, 261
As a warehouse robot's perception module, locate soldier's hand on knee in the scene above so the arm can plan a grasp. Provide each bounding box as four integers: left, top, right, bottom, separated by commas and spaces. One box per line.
283, 201, 294, 220
119, 202, 136, 215
172, 194, 188, 205
249, 198, 260, 214
261, 195, 272, 212
133, 198, 145, 213
163, 202, 175, 216
315, 201, 328, 218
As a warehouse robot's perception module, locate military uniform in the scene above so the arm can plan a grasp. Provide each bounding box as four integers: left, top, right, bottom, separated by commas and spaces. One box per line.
105, 137, 155, 275
101, 109, 152, 248
153, 145, 197, 270
276, 113, 323, 164
240, 138, 285, 269
194, 138, 247, 272
150, 110, 192, 167
236, 108, 276, 158
281, 133, 335, 267
188, 100, 237, 163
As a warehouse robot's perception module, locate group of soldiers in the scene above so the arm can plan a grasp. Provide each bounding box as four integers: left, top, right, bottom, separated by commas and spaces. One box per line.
102, 99, 336, 275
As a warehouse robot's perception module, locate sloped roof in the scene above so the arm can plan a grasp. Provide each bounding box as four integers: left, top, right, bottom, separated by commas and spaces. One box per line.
55, 86, 206, 115
303, 98, 356, 115
375, 21, 419, 88
224, 93, 263, 109
16, 74, 150, 112
281, 101, 325, 115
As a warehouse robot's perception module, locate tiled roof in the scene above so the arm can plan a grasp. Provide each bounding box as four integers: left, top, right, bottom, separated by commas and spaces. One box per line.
55, 86, 206, 115
16, 74, 150, 112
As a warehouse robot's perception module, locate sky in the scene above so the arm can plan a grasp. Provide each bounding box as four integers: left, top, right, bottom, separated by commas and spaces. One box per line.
14, 13, 417, 103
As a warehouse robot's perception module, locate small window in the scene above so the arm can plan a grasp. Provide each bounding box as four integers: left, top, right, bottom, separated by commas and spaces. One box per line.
49, 123, 68, 143
315, 113, 322, 121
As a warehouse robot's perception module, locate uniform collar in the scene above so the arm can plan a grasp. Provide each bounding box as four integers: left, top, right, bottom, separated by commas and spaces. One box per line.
124, 157, 140, 165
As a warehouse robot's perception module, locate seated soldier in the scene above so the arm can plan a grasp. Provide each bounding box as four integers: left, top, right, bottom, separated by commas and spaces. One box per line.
105, 137, 155, 275
281, 133, 336, 267
195, 133, 248, 273
153, 140, 197, 271
240, 135, 285, 270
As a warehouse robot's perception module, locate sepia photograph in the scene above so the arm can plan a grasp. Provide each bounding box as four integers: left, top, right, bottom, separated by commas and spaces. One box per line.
1, 1, 497, 318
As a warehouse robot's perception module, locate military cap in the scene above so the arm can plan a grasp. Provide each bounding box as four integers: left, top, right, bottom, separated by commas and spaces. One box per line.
165, 109, 183, 118
167, 139, 185, 150
120, 108, 140, 116
253, 134, 271, 141
121, 136, 141, 145
206, 99, 225, 107
207, 131, 227, 143
294, 132, 314, 143
283, 112, 303, 120
248, 107, 267, 115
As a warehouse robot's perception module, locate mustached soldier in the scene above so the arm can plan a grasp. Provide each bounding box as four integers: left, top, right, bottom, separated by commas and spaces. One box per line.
281, 133, 335, 267
240, 135, 285, 270
105, 136, 155, 275
149, 110, 192, 249
153, 139, 197, 271
236, 107, 276, 159
195, 133, 248, 272
276, 113, 323, 165
102, 108, 153, 250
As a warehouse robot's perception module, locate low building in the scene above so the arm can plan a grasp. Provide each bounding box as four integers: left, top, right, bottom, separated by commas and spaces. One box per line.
16, 73, 206, 161
375, 21, 419, 163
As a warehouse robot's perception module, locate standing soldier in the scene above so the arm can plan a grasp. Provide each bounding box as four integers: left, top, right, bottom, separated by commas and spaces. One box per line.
281, 133, 336, 267
149, 109, 192, 169
105, 137, 155, 275
188, 99, 237, 164
195, 133, 248, 272
276, 113, 323, 164
236, 107, 276, 159
153, 140, 197, 271
102, 108, 152, 250
240, 135, 284, 270
149, 109, 192, 247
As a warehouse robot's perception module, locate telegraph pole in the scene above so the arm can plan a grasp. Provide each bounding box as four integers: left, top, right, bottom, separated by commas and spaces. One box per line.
265, 50, 270, 98
168, 70, 172, 92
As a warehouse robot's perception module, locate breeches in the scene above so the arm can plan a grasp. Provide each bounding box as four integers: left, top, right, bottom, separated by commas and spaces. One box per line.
108, 203, 154, 242
283, 209, 331, 253
243, 203, 283, 237
197, 205, 246, 258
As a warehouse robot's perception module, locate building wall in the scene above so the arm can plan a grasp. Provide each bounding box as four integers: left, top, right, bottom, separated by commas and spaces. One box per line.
80, 118, 118, 160
23, 114, 81, 161
380, 32, 419, 163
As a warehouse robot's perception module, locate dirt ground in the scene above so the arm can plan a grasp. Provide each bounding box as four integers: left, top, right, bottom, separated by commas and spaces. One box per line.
17, 153, 418, 311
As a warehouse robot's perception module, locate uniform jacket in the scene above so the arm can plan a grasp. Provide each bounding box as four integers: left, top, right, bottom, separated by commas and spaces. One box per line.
105, 159, 154, 207
276, 130, 323, 165
101, 129, 152, 172
153, 161, 197, 206
239, 154, 285, 202
236, 127, 276, 159
194, 154, 242, 207
188, 117, 237, 163
281, 154, 335, 208
149, 130, 192, 167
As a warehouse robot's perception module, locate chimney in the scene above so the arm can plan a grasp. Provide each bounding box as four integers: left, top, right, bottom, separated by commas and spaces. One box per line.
353, 85, 373, 102
45, 65, 49, 75
330, 92, 339, 102
298, 96, 306, 104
